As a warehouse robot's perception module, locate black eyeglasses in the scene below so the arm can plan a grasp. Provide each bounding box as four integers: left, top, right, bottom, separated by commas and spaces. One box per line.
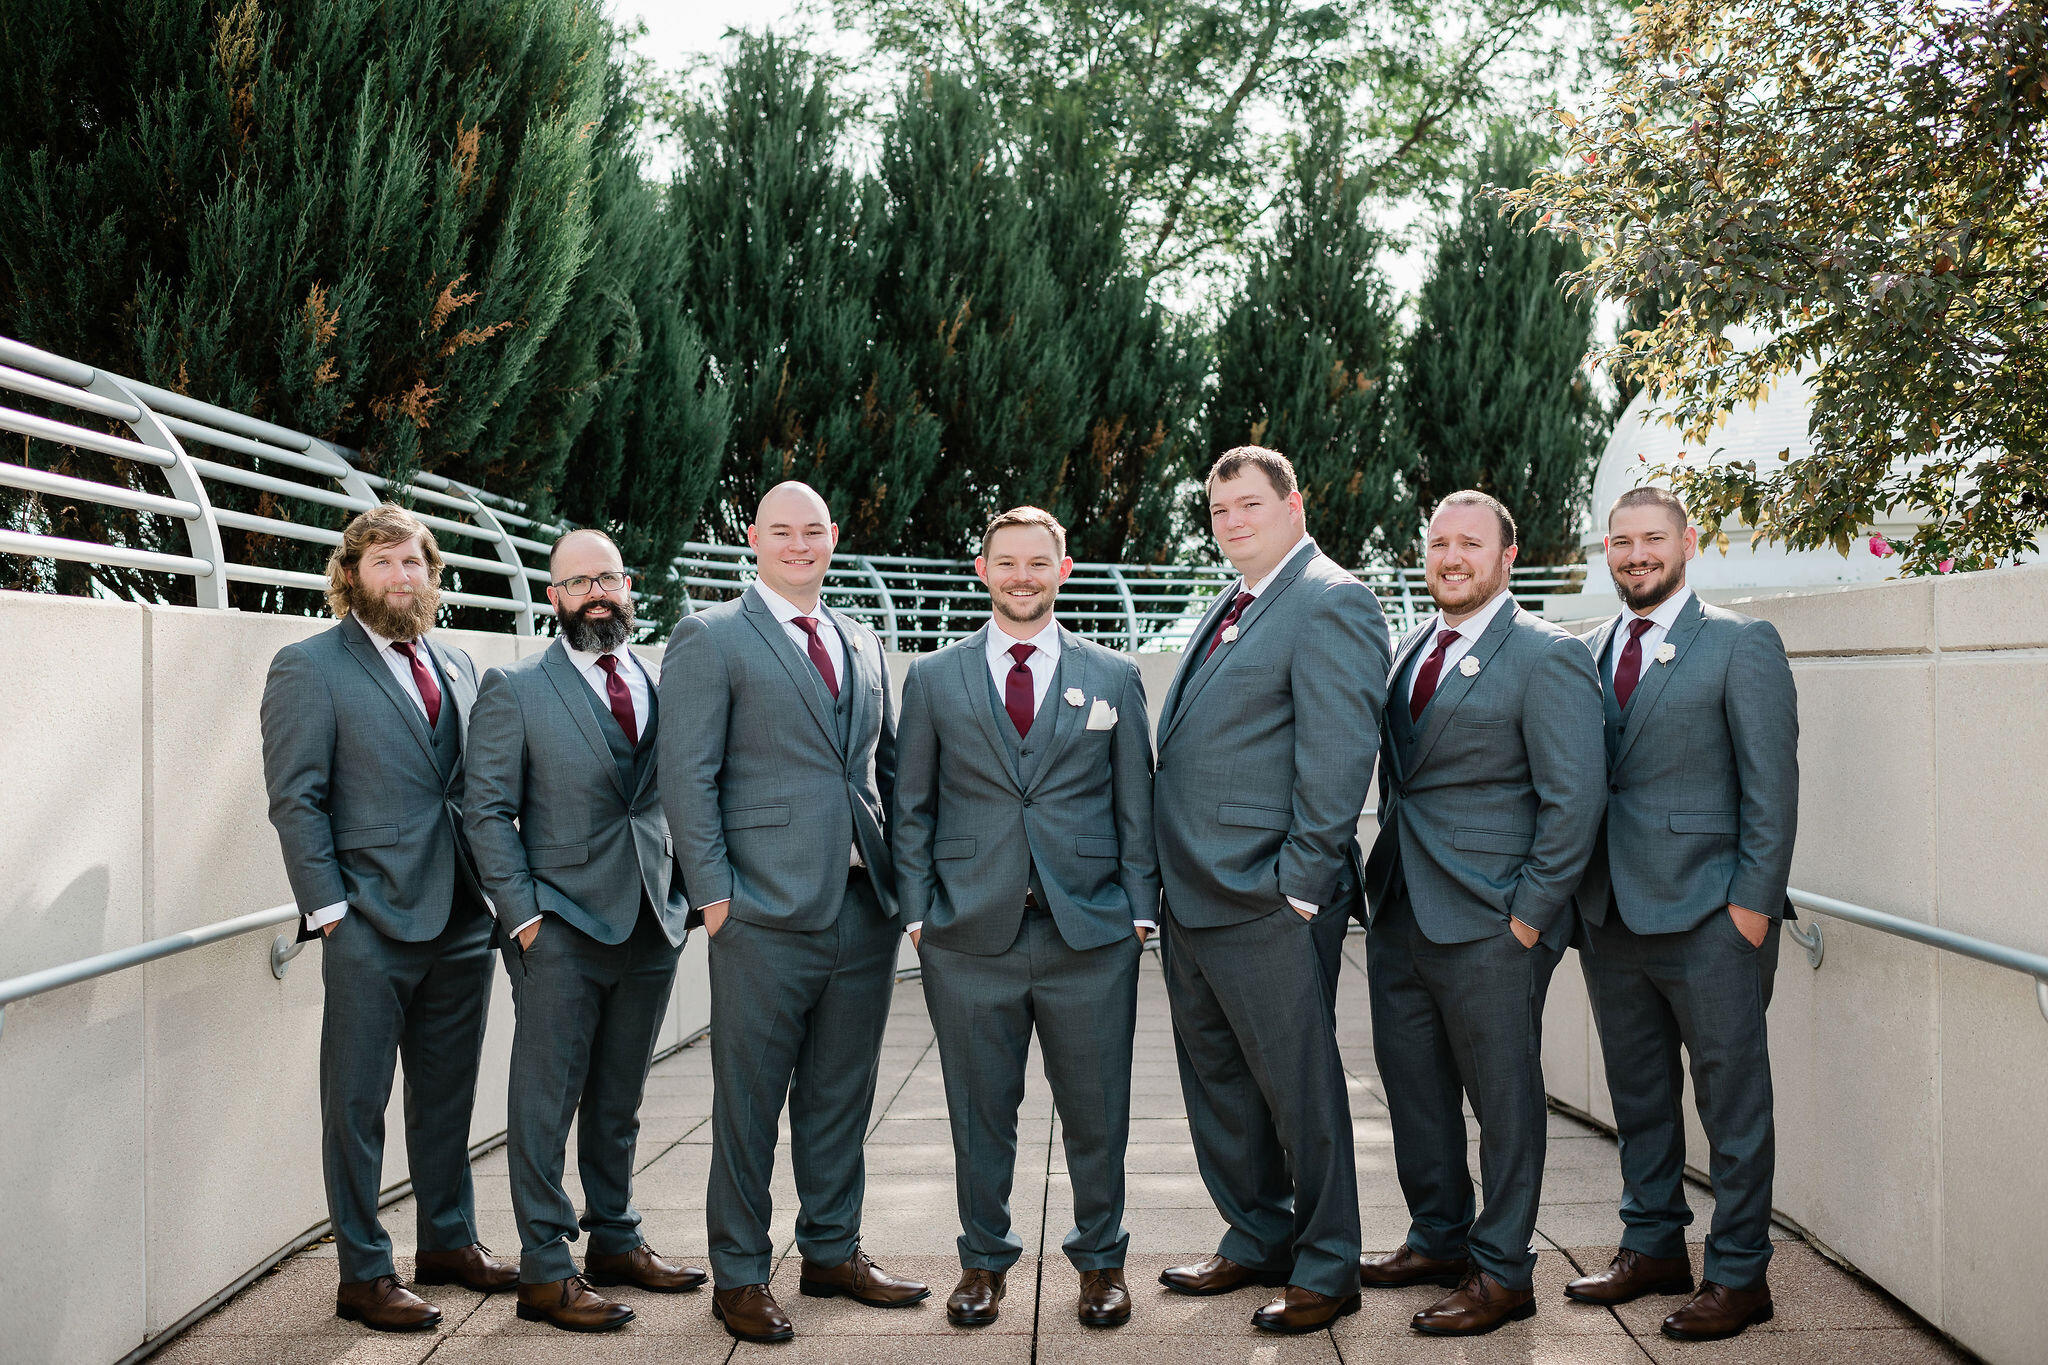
553, 571, 630, 596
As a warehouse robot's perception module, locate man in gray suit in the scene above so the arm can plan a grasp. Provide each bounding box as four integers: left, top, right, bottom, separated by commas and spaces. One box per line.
261, 503, 517, 1331
465, 529, 704, 1332
1359, 492, 1606, 1334
893, 507, 1159, 1331
1154, 446, 1391, 1335
660, 482, 928, 1343
1564, 486, 1798, 1342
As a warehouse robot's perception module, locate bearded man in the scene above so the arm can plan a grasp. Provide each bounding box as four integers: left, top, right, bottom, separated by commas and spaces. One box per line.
261, 503, 516, 1332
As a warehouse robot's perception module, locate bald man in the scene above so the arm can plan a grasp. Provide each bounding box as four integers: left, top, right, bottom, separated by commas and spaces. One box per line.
660, 484, 927, 1343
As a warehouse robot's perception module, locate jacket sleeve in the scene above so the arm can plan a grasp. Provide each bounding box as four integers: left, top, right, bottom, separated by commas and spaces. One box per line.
659, 614, 735, 908
461, 667, 538, 931
260, 643, 345, 922
1278, 579, 1392, 907
1725, 618, 1800, 915
1111, 659, 1161, 924
875, 630, 899, 837
1508, 631, 1610, 936
889, 662, 939, 925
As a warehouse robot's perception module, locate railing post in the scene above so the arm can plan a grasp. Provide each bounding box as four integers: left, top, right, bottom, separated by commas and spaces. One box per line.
460, 492, 536, 636
857, 555, 900, 651
1107, 565, 1140, 651
89, 373, 229, 609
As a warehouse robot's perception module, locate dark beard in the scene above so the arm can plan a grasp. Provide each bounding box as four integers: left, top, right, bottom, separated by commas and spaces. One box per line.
563, 598, 634, 653
351, 581, 441, 640
1611, 561, 1685, 612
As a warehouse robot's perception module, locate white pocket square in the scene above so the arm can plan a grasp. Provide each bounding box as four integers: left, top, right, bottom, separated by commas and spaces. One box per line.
1086, 698, 1118, 730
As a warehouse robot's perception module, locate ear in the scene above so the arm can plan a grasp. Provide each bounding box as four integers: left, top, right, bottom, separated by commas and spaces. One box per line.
745, 524, 760, 549
1055, 556, 1075, 584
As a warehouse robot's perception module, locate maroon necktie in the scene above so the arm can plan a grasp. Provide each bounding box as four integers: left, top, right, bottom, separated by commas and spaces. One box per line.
792, 616, 840, 699
1613, 616, 1656, 709
1407, 628, 1462, 723
390, 640, 442, 728
1004, 642, 1037, 738
1203, 591, 1255, 660
596, 654, 639, 746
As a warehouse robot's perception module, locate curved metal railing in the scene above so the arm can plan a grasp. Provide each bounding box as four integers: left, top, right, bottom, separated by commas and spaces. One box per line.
1783, 888, 2048, 1024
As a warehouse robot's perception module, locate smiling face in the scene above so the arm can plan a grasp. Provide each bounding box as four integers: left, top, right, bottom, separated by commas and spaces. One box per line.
1605, 501, 1698, 613
1209, 469, 1305, 584
548, 530, 634, 653
349, 534, 440, 640
1425, 501, 1517, 624
748, 482, 838, 609
976, 523, 1072, 636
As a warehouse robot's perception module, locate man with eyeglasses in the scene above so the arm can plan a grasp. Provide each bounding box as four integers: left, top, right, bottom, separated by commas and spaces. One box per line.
465, 529, 702, 1331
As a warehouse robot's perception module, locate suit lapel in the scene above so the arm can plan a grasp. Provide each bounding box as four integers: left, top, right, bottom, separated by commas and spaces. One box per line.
1384, 622, 1435, 784
633, 651, 661, 801
742, 586, 841, 754
1161, 540, 1319, 745
340, 615, 437, 766
823, 602, 868, 753
957, 626, 1025, 793
419, 635, 471, 739
1407, 604, 1519, 773
1160, 587, 1239, 736
1027, 627, 1088, 794
1613, 595, 1706, 770
543, 639, 629, 801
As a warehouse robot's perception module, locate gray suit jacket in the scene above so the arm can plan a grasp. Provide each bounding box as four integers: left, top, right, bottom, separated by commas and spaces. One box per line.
463, 639, 690, 947
260, 615, 482, 943
659, 585, 899, 929
892, 624, 1160, 956
1153, 539, 1392, 929
1364, 603, 1606, 949
1572, 594, 1800, 933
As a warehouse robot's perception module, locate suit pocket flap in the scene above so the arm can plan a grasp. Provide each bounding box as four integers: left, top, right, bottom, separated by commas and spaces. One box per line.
1076, 836, 1119, 859
723, 804, 790, 830
527, 842, 589, 868
333, 824, 398, 852
933, 837, 977, 860
1670, 811, 1738, 835
1217, 803, 1291, 831
1452, 827, 1535, 856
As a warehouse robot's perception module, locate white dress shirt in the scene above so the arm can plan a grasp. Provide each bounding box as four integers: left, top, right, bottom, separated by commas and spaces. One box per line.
755, 583, 862, 871
1230, 532, 1321, 919
1605, 586, 1695, 687
1404, 587, 1515, 705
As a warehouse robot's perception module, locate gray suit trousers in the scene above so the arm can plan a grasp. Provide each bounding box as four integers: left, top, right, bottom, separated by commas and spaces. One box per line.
705, 871, 897, 1285
1580, 910, 1781, 1289
504, 908, 684, 1283
1366, 888, 1557, 1288
1163, 904, 1359, 1298
920, 910, 1140, 1273
318, 894, 495, 1283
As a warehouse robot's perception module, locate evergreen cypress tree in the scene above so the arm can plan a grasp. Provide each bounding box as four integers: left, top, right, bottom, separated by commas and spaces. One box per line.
1402, 129, 1607, 564
1208, 119, 1413, 568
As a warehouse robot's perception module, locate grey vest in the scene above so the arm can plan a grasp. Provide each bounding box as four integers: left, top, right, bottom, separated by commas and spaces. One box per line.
984, 651, 1064, 906
573, 667, 659, 801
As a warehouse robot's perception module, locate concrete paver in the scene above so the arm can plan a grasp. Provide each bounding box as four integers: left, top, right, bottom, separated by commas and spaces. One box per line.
157, 940, 1965, 1363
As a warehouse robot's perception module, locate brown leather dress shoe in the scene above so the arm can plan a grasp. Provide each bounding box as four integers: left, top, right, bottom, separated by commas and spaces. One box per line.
1359, 1244, 1474, 1289
946, 1268, 1006, 1326
713, 1282, 796, 1342
336, 1275, 442, 1331
1411, 1270, 1537, 1336
1662, 1280, 1774, 1340
413, 1242, 518, 1293
798, 1248, 930, 1307
1251, 1285, 1363, 1334
585, 1243, 709, 1292
1158, 1254, 1291, 1296
1077, 1268, 1132, 1328
515, 1276, 634, 1332
1564, 1249, 1696, 1305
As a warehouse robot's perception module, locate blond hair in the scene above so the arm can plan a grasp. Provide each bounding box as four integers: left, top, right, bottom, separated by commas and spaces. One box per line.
324, 503, 444, 618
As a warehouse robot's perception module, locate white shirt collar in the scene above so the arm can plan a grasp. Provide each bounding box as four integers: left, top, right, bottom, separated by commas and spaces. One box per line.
1430, 587, 1515, 644
986, 615, 1061, 663
1620, 584, 1694, 635
563, 639, 635, 676
1242, 533, 1317, 598
756, 582, 828, 625
358, 621, 424, 654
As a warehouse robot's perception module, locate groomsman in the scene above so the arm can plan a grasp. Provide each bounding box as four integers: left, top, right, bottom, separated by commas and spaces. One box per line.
261, 504, 516, 1331
1154, 447, 1391, 1334
661, 482, 928, 1343
893, 507, 1159, 1330
1567, 486, 1798, 1342
464, 529, 702, 1332
1359, 492, 1605, 1334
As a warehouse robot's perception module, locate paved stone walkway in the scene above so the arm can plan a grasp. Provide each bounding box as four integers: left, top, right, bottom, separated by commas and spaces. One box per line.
161, 939, 1967, 1364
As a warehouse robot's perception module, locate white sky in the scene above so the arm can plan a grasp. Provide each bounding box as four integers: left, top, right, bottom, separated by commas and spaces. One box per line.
618, 0, 818, 70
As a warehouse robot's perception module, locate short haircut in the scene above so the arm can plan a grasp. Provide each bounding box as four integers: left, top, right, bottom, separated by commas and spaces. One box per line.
325, 503, 443, 619
1609, 485, 1690, 530
1433, 490, 1518, 548
550, 526, 622, 572
981, 506, 1067, 560
1206, 446, 1298, 499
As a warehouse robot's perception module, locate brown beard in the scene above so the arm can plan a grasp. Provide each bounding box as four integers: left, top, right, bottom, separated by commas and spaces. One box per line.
1611, 560, 1685, 612
349, 578, 441, 640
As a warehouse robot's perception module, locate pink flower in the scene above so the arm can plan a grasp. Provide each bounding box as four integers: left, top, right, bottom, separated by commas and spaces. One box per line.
1937, 559, 1955, 574
1868, 534, 1892, 557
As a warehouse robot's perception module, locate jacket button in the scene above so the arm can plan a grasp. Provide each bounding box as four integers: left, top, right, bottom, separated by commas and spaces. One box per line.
1609, 783, 1622, 793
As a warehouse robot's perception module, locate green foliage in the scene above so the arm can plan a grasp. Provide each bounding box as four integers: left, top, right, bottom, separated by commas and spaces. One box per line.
1403, 129, 1607, 564
1500, 0, 2048, 575
1208, 119, 1413, 567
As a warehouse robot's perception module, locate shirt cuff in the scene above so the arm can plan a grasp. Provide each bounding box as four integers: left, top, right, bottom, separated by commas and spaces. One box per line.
1133, 919, 1158, 930
511, 915, 542, 938
1286, 896, 1318, 916
904, 921, 923, 936
304, 901, 347, 930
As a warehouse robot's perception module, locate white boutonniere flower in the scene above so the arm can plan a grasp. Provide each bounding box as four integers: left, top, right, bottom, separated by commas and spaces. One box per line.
1063, 686, 1086, 707
1458, 655, 1480, 678
1221, 624, 1240, 644
1654, 643, 1676, 665
846, 630, 864, 653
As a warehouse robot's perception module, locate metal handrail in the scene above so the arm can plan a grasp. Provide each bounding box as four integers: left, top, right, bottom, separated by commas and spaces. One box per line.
1782, 888, 2048, 1024
0, 903, 301, 1043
